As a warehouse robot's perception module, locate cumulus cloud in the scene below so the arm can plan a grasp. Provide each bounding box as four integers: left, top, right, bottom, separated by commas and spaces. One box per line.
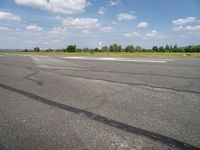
117, 13, 136, 21
137, 22, 148, 28
98, 7, 106, 15
48, 27, 70, 35
145, 30, 159, 38
185, 25, 200, 31
110, 0, 121, 6
172, 26, 184, 31
124, 32, 140, 38
0, 11, 21, 21
27, 24, 43, 31
173, 25, 200, 31
125, 30, 164, 39
15, 0, 88, 14
63, 17, 100, 28
99, 26, 114, 32
172, 17, 197, 25
0, 26, 10, 31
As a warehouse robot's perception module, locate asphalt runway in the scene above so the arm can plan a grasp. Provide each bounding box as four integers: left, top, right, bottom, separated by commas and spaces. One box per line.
0, 54, 200, 150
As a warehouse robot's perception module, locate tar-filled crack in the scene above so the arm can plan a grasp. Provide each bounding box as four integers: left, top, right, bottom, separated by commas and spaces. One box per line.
1, 62, 199, 94
1, 62, 200, 80
34, 63, 200, 80
59, 73, 200, 95
23, 68, 43, 86
0, 83, 199, 150
0, 63, 43, 86
85, 90, 125, 110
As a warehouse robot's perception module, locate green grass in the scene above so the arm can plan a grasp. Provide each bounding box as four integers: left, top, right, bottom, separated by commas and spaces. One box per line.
0, 51, 200, 58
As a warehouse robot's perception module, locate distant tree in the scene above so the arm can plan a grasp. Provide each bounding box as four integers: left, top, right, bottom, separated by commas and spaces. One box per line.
55, 49, 62, 52
135, 46, 143, 52
177, 48, 185, 52
66, 45, 76, 52
158, 46, 164, 52
173, 44, 178, 50
94, 48, 99, 52
169, 45, 173, 52
165, 45, 170, 51
172, 44, 179, 52
125, 45, 135, 52
184, 45, 192, 52
119, 45, 122, 52
152, 46, 158, 52
82, 48, 89, 52
75, 48, 81, 52
33, 47, 40, 52
101, 46, 109, 52
109, 44, 121, 52
191, 45, 200, 52
45, 49, 53, 52
62, 48, 66, 52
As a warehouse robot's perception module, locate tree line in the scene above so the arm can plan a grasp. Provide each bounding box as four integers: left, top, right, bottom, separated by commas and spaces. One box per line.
31, 44, 200, 53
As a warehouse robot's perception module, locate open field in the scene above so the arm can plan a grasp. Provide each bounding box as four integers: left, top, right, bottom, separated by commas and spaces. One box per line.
0, 51, 200, 58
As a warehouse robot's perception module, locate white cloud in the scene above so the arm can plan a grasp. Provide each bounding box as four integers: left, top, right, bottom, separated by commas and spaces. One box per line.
185, 25, 200, 31
15, 0, 88, 14
27, 24, 43, 31
0, 11, 21, 21
173, 26, 184, 31
98, 7, 106, 15
137, 22, 148, 28
48, 27, 70, 35
82, 30, 91, 34
63, 17, 100, 28
0, 26, 9, 31
173, 25, 200, 31
99, 26, 114, 32
117, 13, 136, 21
125, 30, 164, 39
145, 30, 159, 38
124, 32, 140, 37
110, 0, 120, 6
172, 17, 197, 25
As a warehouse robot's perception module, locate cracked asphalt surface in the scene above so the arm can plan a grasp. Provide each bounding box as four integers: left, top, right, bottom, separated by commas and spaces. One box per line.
0, 54, 200, 150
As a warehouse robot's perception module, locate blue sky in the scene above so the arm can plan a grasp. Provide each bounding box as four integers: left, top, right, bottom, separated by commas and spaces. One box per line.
0, 0, 200, 49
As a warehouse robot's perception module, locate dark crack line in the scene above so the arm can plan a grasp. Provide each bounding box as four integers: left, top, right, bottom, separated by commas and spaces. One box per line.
0, 83, 199, 150
1, 62, 200, 80
39, 67, 200, 80
23, 68, 43, 86
85, 90, 123, 110
60, 73, 200, 95
1, 62, 199, 94
0, 63, 43, 86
